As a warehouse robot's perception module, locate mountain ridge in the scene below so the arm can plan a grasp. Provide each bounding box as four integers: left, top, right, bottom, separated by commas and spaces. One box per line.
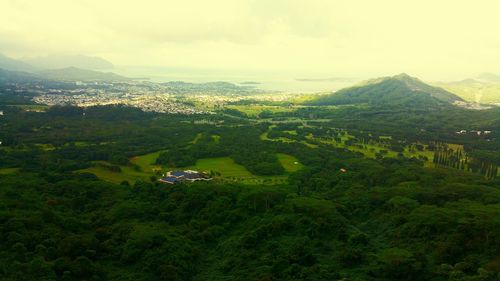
37, 67, 130, 82
0, 66, 131, 83
0, 53, 36, 72
307, 73, 463, 108
25, 54, 114, 70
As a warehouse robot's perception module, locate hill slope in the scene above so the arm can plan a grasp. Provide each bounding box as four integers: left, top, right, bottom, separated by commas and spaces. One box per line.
309, 73, 463, 108
0, 53, 35, 72
37, 67, 130, 82
26, 54, 114, 70
477, 72, 500, 83
0, 68, 43, 84
435, 74, 500, 104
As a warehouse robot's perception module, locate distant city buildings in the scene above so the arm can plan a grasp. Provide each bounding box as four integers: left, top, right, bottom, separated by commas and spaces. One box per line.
456, 129, 493, 136
3, 78, 304, 114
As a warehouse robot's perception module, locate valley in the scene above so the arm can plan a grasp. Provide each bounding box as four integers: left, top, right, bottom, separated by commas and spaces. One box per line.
2, 2, 500, 280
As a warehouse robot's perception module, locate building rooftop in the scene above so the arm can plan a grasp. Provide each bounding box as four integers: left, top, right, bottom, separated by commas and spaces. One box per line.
159, 177, 180, 184
171, 171, 186, 177
160, 170, 211, 184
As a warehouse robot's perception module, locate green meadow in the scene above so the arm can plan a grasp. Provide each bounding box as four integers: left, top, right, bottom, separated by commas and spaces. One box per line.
261, 125, 317, 148
130, 150, 165, 173
211, 135, 221, 144
277, 153, 304, 173
225, 105, 295, 117
79, 161, 152, 184
186, 157, 253, 178
191, 133, 203, 144
79, 152, 304, 185
7, 104, 49, 111
0, 168, 19, 175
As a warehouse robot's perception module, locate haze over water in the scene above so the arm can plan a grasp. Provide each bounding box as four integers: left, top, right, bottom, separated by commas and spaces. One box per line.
114, 66, 360, 93
3, 0, 500, 82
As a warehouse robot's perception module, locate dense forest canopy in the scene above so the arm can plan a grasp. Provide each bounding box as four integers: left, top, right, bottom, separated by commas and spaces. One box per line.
0, 76, 499, 281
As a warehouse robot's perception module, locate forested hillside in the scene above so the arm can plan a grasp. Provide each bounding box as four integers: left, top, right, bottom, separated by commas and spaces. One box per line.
3, 0, 500, 280
0, 102, 499, 281
308, 74, 463, 108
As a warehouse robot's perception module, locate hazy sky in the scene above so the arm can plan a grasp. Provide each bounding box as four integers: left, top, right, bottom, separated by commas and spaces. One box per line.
1, 0, 500, 79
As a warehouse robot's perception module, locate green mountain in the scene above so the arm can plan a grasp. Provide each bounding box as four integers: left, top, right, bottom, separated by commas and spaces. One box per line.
308, 73, 463, 108
435, 77, 500, 104
0, 53, 35, 72
25, 54, 114, 70
37, 67, 130, 82
477, 72, 500, 83
0, 68, 42, 84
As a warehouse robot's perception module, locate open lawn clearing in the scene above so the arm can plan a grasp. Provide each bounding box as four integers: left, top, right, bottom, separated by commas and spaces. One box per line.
78, 163, 152, 184
187, 157, 292, 185
308, 134, 435, 162
0, 168, 19, 175
259, 125, 276, 140
7, 104, 49, 111
225, 105, 295, 117
191, 133, 203, 144
277, 153, 304, 173
80, 151, 305, 185
130, 151, 165, 173
211, 135, 221, 144
261, 125, 318, 148
187, 157, 254, 178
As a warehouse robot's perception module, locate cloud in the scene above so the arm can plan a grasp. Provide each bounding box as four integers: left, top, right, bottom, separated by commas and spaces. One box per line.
1, 0, 500, 79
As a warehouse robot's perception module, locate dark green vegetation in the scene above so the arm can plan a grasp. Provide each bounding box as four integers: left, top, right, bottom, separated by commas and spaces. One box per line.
155, 125, 285, 176
1, 75, 500, 281
432, 143, 498, 180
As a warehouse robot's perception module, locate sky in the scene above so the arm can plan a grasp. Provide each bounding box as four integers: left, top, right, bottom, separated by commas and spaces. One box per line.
1, 0, 500, 80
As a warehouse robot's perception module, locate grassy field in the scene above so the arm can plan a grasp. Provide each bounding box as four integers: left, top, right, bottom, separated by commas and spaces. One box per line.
277, 153, 304, 173
187, 157, 254, 178
259, 125, 276, 141
225, 105, 295, 117
64, 141, 92, 147
7, 104, 49, 111
78, 151, 166, 184
35, 143, 56, 151
186, 157, 300, 185
211, 135, 221, 144
306, 133, 435, 163
35, 142, 94, 151
261, 125, 318, 148
283, 130, 298, 135
79, 151, 304, 185
191, 133, 203, 144
130, 151, 165, 173
0, 168, 19, 175
447, 143, 464, 151
190, 154, 305, 182
79, 163, 152, 184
